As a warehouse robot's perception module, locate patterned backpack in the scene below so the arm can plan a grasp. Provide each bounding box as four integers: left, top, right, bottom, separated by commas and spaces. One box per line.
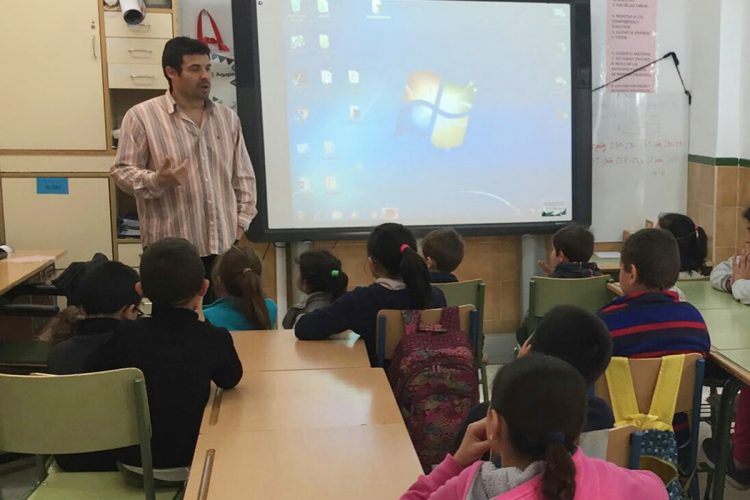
387, 306, 479, 470
606, 354, 686, 500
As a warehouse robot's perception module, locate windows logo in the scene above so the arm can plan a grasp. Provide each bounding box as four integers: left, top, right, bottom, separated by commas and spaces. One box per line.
399, 71, 477, 150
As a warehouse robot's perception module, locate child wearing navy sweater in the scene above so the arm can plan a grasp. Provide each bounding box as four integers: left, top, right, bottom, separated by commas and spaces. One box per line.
295, 223, 446, 364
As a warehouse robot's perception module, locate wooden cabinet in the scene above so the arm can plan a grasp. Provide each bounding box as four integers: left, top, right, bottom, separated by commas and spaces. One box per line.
2, 177, 113, 267
0, 1, 106, 151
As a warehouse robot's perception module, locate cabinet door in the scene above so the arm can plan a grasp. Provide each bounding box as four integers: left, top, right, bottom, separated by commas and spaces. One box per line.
2, 177, 113, 267
0, 1, 106, 150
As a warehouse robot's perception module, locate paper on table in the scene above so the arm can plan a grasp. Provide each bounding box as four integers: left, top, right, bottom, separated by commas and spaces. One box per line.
594, 251, 621, 259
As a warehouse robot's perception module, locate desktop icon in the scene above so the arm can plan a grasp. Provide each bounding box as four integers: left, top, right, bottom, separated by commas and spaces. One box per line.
325, 176, 337, 191
294, 107, 310, 121
372, 0, 382, 14
321, 70, 333, 84
348, 70, 360, 84
323, 141, 336, 157
292, 71, 308, 85
319, 34, 330, 49
318, 0, 329, 13
298, 177, 311, 192
296, 143, 310, 156
290, 0, 301, 13
290, 35, 306, 49
349, 105, 361, 120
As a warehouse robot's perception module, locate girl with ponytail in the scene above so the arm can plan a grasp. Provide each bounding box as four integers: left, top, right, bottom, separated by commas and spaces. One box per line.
296, 223, 446, 364
283, 249, 349, 328
657, 213, 709, 278
402, 354, 667, 500
203, 245, 277, 330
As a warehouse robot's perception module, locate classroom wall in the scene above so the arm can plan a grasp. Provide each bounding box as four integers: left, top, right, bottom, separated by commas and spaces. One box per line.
686, 0, 750, 263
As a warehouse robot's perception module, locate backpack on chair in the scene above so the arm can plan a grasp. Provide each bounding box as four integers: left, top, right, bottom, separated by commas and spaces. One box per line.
606, 354, 686, 500
387, 306, 479, 470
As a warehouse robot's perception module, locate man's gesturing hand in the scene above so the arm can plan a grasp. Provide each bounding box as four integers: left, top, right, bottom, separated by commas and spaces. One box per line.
155, 157, 189, 188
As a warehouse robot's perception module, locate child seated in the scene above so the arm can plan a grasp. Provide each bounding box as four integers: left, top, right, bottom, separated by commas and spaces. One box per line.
598, 228, 710, 468
47, 261, 140, 375
453, 305, 614, 458
282, 249, 348, 328
295, 223, 446, 364
516, 224, 601, 344
711, 206, 750, 303
421, 228, 464, 283
402, 354, 666, 500
657, 213, 709, 279
537, 224, 601, 278
46, 260, 141, 472
203, 245, 277, 330
598, 228, 710, 358
99, 238, 243, 474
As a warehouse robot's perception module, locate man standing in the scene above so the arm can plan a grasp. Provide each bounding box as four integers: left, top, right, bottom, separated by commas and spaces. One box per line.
112, 37, 256, 301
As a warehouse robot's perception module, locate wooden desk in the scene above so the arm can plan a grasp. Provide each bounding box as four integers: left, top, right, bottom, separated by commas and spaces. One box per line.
590, 255, 620, 273
231, 330, 369, 372
0, 250, 66, 295
200, 368, 403, 433
701, 309, 750, 350
185, 424, 423, 500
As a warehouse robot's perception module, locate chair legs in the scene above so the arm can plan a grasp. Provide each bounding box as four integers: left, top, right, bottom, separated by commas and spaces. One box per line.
480, 364, 489, 402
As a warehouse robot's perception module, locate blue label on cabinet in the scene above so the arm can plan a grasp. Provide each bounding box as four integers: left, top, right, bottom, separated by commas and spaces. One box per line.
36, 178, 69, 195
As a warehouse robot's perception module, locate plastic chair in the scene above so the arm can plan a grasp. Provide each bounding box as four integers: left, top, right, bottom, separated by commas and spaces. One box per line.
529, 274, 613, 318
432, 280, 489, 400
0, 368, 178, 500
594, 354, 705, 500
0, 339, 50, 372
375, 305, 479, 370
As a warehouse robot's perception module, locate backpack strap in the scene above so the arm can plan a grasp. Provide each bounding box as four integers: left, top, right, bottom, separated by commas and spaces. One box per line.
401, 310, 422, 336
438, 306, 460, 332
646, 354, 685, 427
605, 355, 685, 432
605, 357, 642, 428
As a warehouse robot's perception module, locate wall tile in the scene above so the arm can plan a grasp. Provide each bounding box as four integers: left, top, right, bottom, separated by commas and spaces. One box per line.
739, 168, 750, 208
687, 162, 700, 206
715, 206, 738, 248
714, 246, 736, 263
716, 167, 739, 207
697, 164, 716, 206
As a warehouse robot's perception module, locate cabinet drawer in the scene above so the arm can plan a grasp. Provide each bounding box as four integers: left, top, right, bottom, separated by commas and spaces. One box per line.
104, 11, 173, 39
108, 63, 168, 89
106, 37, 168, 64
117, 243, 143, 268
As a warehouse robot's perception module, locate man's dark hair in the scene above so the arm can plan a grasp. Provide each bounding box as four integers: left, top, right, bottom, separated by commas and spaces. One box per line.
421, 228, 464, 272
140, 238, 205, 305
621, 228, 680, 290
76, 261, 140, 315
552, 224, 595, 263
162, 37, 210, 89
531, 305, 612, 385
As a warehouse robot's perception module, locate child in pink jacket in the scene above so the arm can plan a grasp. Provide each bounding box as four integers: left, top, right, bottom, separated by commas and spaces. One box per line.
401, 354, 667, 500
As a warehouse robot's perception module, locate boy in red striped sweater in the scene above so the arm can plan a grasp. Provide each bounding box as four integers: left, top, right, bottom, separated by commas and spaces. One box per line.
598, 228, 710, 472
598, 228, 710, 359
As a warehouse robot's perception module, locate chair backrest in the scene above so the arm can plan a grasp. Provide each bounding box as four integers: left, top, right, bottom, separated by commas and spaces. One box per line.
376, 305, 477, 366
529, 275, 612, 318
594, 353, 703, 416
605, 425, 641, 469
432, 280, 485, 363
0, 368, 150, 454
595, 353, 705, 481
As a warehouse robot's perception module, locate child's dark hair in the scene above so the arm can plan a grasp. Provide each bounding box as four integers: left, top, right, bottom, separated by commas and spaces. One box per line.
421, 228, 464, 273
531, 305, 612, 385
552, 224, 595, 263
658, 213, 708, 275
140, 238, 205, 306
367, 223, 432, 308
47, 261, 140, 344
162, 37, 210, 90
621, 228, 680, 290
492, 354, 586, 500
298, 249, 348, 300
216, 246, 271, 329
